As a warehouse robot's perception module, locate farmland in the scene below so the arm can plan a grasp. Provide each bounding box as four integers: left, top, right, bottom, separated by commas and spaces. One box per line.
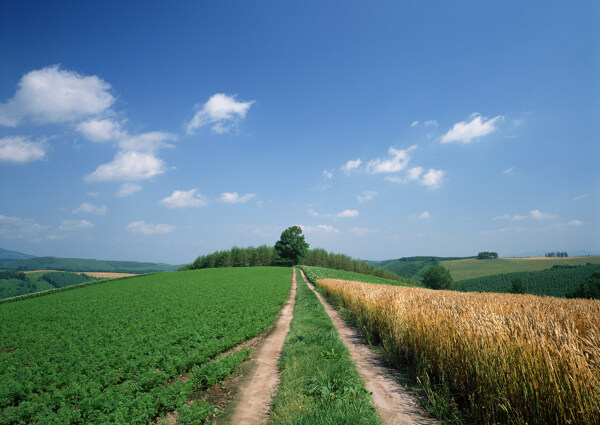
314, 277, 600, 424
0, 271, 102, 300
443, 256, 600, 281
0, 267, 291, 424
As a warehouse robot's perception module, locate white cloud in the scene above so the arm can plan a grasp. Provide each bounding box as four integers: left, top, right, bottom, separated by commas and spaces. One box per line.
337, 209, 359, 218
126, 220, 174, 235
503, 166, 515, 175
72, 202, 106, 215
357, 190, 377, 203
494, 214, 528, 221
574, 194, 589, 201
0, 65, 114, 126
419, 211, 432, 219
58, 219, 94, 231
186, 93, 255, 134
85, 151, 165, 182
424, 120, 438, 127
568, 220, 583, 226
219, 192, 256, 204
440, 113, 502, 144
322, 170, 333, 179
0, 136, 46, 163
118, 131, 176, 153
366, 146, 416, 174
421, 169, 445, 188
341, 158, 362, 174
351, 227, 377, 235
76, 119, 124, 142
299, 224, 339, 233
529, 209, 557, 220
160, 189, 208, 208
116, 183, 142, 197
482, 226, 527, 234
411, 121, 420, 127
308, 209, 320, 217
0, 214, 49, 239
406, 166, 424, 181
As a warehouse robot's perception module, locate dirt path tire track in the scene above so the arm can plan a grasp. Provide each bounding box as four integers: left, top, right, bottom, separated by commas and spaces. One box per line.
299, 269, 440, 425
217, 269, 297, 425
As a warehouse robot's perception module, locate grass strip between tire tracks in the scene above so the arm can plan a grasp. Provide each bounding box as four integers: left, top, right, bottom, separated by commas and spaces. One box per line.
269, 269, 381, 424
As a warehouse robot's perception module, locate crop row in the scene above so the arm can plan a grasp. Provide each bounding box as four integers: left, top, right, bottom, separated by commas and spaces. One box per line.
309, 274, 600, 424
0, 267, 291, 424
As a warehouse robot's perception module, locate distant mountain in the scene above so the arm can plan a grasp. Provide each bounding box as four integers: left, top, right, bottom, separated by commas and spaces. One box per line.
0, 248, 36, 267
1, 256, 179, 274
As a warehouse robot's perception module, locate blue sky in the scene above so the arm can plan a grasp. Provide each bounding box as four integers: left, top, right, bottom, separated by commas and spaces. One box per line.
0, 1, 598, 264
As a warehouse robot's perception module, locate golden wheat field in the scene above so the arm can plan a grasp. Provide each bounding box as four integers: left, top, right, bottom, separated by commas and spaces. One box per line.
318, 278, 600, 425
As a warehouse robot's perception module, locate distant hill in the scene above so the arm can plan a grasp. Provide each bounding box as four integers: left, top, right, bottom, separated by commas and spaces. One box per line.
0, 248, 36, 267
1, 256, 179, 274
369, 256, 475, 280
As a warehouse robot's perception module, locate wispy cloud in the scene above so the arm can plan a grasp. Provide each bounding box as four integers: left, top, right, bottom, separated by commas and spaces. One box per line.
72, 202, 106, 215
529, 209, 557, 220
503, 166, 515, 175
366, 146, 415, 174
126, 220, 174, 235
0, 136, 46, 163
341, 158, 361, 174
440, 113, 502, 144
0, 65, 114, 126
336, 209, 359, 218
116, 183, 142, 197
160, 189, 208, 208
574, 194, 589, 201
186, 93, 255, 134
299, 224, 339, 234
219, 192, 256, 204
495, 210, 557, 221
351, 227, 378, 235
58, 219, 94, 231
322, 170, 333, 179
419, 211, 432, 219
357, 190, 377, 203
0, 214, 49, 239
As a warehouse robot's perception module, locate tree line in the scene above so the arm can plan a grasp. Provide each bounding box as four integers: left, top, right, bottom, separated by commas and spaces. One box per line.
545, 252, 569, 257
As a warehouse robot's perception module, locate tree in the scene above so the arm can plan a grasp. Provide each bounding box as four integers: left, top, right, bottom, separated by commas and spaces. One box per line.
421, 265, 453, 290
509, 278, 526, 294
566, 272, 600, 299
477, 251, 498, 260
274, 226, 309, 266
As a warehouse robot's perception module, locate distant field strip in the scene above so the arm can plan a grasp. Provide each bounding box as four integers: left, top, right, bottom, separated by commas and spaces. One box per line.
0, 267, 291, 424
316, 278, 600, 425
443, 256, 600, 281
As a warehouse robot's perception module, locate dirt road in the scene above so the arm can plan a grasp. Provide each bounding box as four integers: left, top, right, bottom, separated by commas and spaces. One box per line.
218, 269, 297, 425
299, 269, 439, 425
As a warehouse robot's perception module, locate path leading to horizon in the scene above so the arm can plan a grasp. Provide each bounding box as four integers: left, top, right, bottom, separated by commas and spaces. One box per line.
299, 269, 439, 425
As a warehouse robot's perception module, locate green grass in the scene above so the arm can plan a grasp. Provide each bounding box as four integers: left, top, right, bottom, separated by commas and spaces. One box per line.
269, 270, 381, 424
456, 263, 600, 297
300, 265, 417, 287
0, 267, 291, 424
443, 256, 600, 281
2, 256, 179, 273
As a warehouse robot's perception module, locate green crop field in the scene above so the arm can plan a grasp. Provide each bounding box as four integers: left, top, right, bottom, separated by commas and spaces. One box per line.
443, 256, 600, 281
300, 265, 417, 287
0, 267, 291, 424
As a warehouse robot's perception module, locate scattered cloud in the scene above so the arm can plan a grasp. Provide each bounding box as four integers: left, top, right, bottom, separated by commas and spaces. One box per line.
440, 113, 502, 144
72, 202, 106, 215
357, 190, 377, 203
424, 120, 438, 128
126, 220, 174, 235
574, 194, 589, 201
118, 132, 176, 153
568, 220, 584, 226
87, 191, 99, 197
351, 227, 378, 235
58, 219, 94, 231
308, 209, 320, 217
0, 65, 114, 126
366, 146, 416, 174
116, 183, 142, 197
85, 151, 165, 182
494, 214, 528, 221
336, 209, 359, 218
529, 209, 557, 220
76, 118, 124, 142
419, 211, 432, 219
411, 121, 419, 127
219, 192, 256, 204
160, 189, 208, 208
0, 136, 46, 163
186, 93, 255, 134
322, 170, 333, 179
503, 166, 515, 175
299, 224, 339, 234
482, 226, 527, 234
421, 169, 445, 189
406, 166, 424, 181
341, 158, 361, 174
0, 214, 49, 239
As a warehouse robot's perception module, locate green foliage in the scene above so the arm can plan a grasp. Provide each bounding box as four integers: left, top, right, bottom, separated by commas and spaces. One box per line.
368, 256, 473, 281
274, 226, 309, 266
0, 270, 26, 281
300, 265, 417, 287
2, 256, 178, 273
509, 278, 526, 294
566, 272, 600, 299
0, 267, 291, 423
176, 400, 214, 425
421, 265, 453, 290
269, 271, 380, 424
477, 251, 498, 260
458, 264, 600, 297
42, 271, 96, 288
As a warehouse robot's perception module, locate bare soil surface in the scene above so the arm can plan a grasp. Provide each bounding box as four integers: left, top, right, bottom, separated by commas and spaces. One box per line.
299, 269, 440, 425
214, 269, 297, 425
